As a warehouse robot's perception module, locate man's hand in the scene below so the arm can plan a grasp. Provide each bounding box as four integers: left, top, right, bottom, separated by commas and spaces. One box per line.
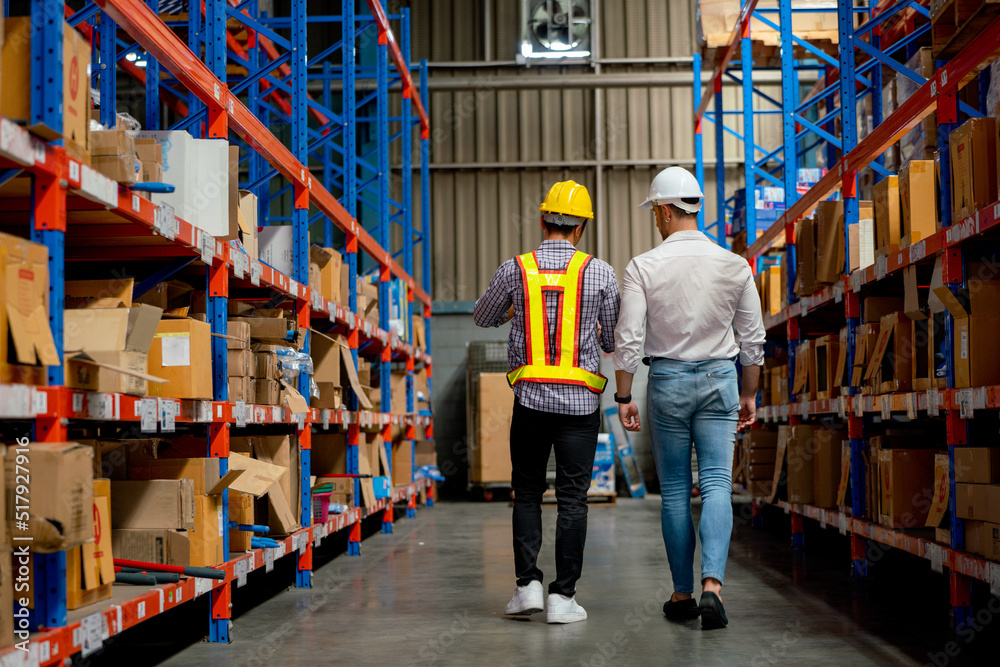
618, 401, 641, 432
738, 396, 756, 431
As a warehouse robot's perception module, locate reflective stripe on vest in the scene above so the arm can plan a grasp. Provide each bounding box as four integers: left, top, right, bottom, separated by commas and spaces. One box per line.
506, 251, 608, 394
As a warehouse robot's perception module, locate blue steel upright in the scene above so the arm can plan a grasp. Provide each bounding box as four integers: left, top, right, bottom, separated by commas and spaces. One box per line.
145, 0, 160, 129
693, 53, 705, 232
741, 12, 756, 246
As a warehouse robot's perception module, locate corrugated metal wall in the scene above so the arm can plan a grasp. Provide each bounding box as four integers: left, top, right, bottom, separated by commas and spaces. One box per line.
405, 0, 778, 300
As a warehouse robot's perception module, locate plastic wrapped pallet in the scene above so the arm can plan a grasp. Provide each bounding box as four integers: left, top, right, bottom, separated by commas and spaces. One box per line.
698, 0, 839, 48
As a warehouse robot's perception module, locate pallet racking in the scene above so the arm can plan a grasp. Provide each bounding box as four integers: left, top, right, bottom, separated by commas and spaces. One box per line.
0, 0, 433, 659
693, 0, 1000, 624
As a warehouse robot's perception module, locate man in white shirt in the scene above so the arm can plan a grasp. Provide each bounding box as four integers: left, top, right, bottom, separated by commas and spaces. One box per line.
613, 167, 765, 630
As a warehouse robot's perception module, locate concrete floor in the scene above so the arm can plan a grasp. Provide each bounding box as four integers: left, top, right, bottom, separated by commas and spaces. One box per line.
117, 498, 1000, 666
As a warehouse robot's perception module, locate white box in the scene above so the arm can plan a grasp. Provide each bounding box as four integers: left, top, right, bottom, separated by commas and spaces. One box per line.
134, 131, 229, 238
258, 226, 294, 276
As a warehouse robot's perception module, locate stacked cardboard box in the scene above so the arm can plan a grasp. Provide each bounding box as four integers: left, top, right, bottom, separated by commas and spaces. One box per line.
0, 232, 60, 385
784, 424, 844, 507
228, 320, 254, 403
230, 437, 300, 535
309, 246, 344, 305
814, 200, 844, 285
794, 218, 817, 297
359, 280, 380, 325
899, 160, 938, 246
932, 280, 1000, 388
147, 318, 213, 399
742, 430, 778, 498
90, 128, 138, 185
471, 373, 514, 485
312, 432, 390, 508
135, 138, 163, 182
949, 118, 997, 223
955, 448, 1000, 556
873, 176, 902, 256
2, 18, 90, 161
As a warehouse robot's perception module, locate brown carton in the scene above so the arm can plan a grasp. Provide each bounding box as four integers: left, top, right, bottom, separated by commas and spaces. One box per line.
309, 246, 344, 305
147, 318, 213, 399
949, 117, 997, 222
954, 448, 1000, 484
472, 373, 514, 484
964, 521, 1000, 560
5, 442, 94, 551
111, 529, 191, 566
900, 160, 937, 242
110, 480, 196, 530
794, 218, 817, 297
63, 305, 165, 395
955, 483, 1000, 524
932, 281, 1000, 388
813, 432, 843, 509
0, 232, 60, 385
814, 200, 844, 284
873, 175, 901, 253
878, 448, 936, 529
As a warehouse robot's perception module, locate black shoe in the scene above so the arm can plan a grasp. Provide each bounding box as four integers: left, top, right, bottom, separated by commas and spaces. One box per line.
663, 597, 700, 621
699, 591, 728, 629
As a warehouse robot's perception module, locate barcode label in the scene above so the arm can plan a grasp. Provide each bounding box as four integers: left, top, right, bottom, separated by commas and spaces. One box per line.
154, 203, 177, 240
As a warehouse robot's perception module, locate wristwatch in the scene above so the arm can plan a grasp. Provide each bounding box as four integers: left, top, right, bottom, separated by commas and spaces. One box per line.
614, 393, 632, 404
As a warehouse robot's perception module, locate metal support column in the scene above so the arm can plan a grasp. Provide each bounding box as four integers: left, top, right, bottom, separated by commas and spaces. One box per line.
98, 12, 116, 127
741, 18, 757, 246
144, 0, 160, 129
694, 52, 705, 232
714, 77, 726, 246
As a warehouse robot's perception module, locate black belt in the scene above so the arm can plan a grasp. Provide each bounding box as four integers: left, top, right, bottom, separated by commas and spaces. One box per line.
641, 356, 668, 366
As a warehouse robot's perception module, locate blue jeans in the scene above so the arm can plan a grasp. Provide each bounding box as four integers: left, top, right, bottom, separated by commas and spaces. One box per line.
647, 358, 739, 595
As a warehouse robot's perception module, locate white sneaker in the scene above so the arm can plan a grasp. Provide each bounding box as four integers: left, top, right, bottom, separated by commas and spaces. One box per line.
505, 580, 544, 616
546, 593, 587, 624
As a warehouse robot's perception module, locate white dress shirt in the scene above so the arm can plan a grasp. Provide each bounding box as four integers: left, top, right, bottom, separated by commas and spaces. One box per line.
614, 230, 766, 374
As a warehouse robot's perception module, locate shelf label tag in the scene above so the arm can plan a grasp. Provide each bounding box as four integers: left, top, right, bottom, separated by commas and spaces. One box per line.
880, 395, 891, 420
994, 203, 1000, 221
322, 409, 330, 429
233, 251, 248, 279
235, 400, 247, 428
31, 389, 46, 416
265, 548, 275, 572
88, 393, 114, 420
311, 290, 323, 312
909, 239, 926, 262
273, 407, 284, 423
800, 400, 809, 420
838, 395, 848, 419
959, 388, 975, 419
199, 231, 216, 264
838, 512, 848, 535
927, 388, 940, 417
990, 563, 1000, 598
833, 282, 843, 303
928, 543, 944, 573
236, 559, 249, 588
195, 400, 212, 422
194, 577, 212, 597
160, 400, 177, 432
850, 271, 862, 293
250, 259, 262, 286
905, 393, 917, 420
140, 398, 158, 433
154, 203, 177, 240
80, 612, 104, 658
875, 254, 888, 281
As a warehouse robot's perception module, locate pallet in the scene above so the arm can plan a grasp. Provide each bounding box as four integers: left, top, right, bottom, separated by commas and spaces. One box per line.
541, 490, 617, 505
931, 0, 1000, 59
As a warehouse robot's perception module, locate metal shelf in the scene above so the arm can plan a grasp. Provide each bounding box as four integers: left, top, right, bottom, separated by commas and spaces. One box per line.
3, 0, 435, 652
693, 0, 1000, 625
7, 480, 431, 667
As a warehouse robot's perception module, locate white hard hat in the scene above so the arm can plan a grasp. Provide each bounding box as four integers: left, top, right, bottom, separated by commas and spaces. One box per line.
638, 166, 704, 213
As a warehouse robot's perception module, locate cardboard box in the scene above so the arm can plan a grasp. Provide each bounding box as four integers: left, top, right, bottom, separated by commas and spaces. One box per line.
814, 200, 844, 284
949, 118, 997, 222
878, 448, 936, 529
229, 491, 255, 552
255, 351, 280, 381
812, 334, 840, 399
392, 440, 413, 485
0, 232, 60, 385
91, 154, 138, 185
148, 318, 213, 399
900, 160, 937, 242
189, 494, 225, 567
863, 296, 904, 324
228, 349, 254, 377
129, 457, 237, 496
237, 191, 259, 260
964, 521, 1000, 561
133, 131, 230, 237
868, 312, 912, 393
794, 218, 817, 297
112, 529, 191, 566
134, 279, 192, 317
955, 448, 1000, 484
229, 376, 255, 403
90, 128, 138, 185
5, 442, 94, 551
224, 145, 240, 240
2, 18, 89, 152
258, 225, 294, 276
472, 373, 514, 484
873, 176, 901, 253
253, 436, 301, 535
743, 430, 778, 450
955, 483, 1000, 524
228, 320, 251, 350
813, 433, 843, 509
309, 246, 343, 304
791, 339, 814, 401
255, 379, 281, 405
66, 478, 114, 611
311, 433, 347, 476
926, 452, 951, 529
747, 463, 775, 481
231, 316, 294, 343
110, 480, 196, 530
785, 425, 816, 504
851, 202, 876, 271
311, 331, 343, 410
415, 440, 436, 467
391, 370, 409, 414
932, 281, 1000, 388
63, 305, 164, 395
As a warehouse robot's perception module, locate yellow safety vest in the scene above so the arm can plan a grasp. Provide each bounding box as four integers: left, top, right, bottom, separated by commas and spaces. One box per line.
506, 251, 608, 394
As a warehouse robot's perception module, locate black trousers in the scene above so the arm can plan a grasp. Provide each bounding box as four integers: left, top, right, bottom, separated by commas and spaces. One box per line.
510, 399, 600, 597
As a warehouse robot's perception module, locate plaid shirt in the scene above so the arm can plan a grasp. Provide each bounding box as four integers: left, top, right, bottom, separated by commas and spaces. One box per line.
473, 240, 621, 415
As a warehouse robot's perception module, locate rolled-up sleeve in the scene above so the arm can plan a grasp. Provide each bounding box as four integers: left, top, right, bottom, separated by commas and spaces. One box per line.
473, 259, 515, 328
734, 271, 766, 367
613, 259, 646, 373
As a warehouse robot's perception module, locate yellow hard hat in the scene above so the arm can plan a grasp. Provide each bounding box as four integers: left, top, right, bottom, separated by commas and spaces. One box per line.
538, 180, 594, 220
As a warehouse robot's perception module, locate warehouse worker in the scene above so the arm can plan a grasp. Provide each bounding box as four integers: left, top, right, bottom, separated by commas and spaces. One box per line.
613, 167, 765, 630
473, 180, 620, 624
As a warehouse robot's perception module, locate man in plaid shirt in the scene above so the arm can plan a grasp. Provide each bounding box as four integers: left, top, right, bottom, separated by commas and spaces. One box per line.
474, 181, 620, 624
